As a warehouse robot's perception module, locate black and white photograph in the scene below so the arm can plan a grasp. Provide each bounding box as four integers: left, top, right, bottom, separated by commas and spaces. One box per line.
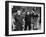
5, 1, 45, 36
12, 6, 41, 31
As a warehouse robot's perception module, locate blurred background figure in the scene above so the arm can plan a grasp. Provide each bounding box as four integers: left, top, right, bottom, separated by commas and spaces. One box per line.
12, 12, 17, 31
31, 7, 40, 30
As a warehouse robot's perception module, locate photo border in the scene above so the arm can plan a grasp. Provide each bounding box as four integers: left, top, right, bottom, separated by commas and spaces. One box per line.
5, 1, 45, 36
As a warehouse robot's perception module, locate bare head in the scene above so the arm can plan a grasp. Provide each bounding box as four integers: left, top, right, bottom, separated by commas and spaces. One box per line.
33, 7, 36, 11
17, 10, 21, 15
27, 11, 30, 15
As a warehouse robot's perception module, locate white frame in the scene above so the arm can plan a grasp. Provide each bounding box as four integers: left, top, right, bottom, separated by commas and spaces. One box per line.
9, 3, 44, 35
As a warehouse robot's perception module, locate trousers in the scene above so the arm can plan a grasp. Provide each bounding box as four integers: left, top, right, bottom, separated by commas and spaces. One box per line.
24, 21, 31, 30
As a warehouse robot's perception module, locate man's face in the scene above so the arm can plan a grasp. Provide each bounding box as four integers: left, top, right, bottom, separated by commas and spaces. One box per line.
27, 12, 29, 15
34, 7, 36, 11
17, 10, 21, 15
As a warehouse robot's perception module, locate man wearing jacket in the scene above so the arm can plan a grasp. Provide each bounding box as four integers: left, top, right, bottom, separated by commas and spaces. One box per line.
24, 11, 33, 30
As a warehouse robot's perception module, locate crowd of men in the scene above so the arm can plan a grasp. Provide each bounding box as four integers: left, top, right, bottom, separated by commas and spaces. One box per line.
12, 7, 40, 31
